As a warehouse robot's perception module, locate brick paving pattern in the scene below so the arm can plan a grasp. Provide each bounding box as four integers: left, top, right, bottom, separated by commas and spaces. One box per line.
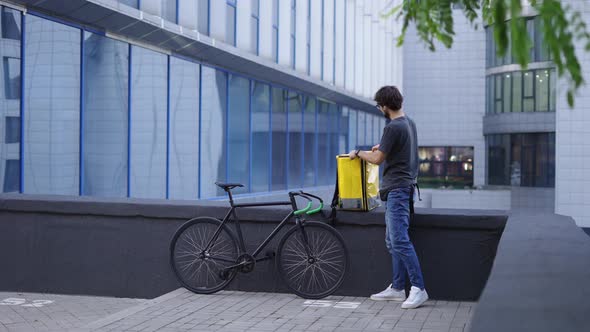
0, 292, 143, 332
82, 289, 475, 332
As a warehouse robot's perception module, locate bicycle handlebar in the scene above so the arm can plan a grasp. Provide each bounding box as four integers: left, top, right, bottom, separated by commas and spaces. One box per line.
290, 191, 324, 216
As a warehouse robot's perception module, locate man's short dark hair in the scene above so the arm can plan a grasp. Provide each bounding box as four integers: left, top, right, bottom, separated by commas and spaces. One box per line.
374, 86, 403, 111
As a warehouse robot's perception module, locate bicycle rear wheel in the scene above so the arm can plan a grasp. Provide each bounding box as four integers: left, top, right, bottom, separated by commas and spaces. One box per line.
170, 217, 239, 294
276, 221, 348, 299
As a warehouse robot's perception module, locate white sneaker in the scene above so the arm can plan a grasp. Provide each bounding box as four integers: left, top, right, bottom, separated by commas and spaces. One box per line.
401, 286, 428, 309
370, 284, 406, 301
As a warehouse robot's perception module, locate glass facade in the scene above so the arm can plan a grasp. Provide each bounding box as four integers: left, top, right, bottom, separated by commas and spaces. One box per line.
418, 147, 474, 188
24, 16, 80, 195
82, 32, 129, 198
0, 6, 21, 193
129, 46, 168, 199
0, 9, 378, 200
486, 16, 551, 68
198, 0, 209, 35
486, 69, 555, 114
487, 133, 555, 188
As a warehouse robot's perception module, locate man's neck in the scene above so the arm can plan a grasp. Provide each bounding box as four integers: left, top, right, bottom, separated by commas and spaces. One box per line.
388, 110, 405, 120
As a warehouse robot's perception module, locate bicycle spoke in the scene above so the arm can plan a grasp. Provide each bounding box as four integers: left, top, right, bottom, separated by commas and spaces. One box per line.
171, 219, 238, 294
278, 223, 347, 298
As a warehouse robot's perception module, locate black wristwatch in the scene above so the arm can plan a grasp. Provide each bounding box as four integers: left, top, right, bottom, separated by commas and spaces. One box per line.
355, 149, 361, 157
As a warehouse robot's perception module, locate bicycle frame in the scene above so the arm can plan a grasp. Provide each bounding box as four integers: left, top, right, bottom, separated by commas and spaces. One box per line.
203, 193, 307, 263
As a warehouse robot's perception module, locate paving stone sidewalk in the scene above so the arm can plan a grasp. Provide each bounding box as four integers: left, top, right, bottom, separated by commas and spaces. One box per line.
81, 288, 475, 332
0, 291, 143, 332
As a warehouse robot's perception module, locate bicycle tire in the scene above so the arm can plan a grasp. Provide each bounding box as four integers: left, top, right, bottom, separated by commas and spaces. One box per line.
276, 221, 348, 299
170, 217, 239, 294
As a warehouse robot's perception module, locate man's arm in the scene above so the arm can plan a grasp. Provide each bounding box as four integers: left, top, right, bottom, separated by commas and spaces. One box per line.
349, 149, 386, 165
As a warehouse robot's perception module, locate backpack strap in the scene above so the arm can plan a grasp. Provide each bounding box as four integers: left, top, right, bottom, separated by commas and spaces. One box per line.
327, 167, 339, 225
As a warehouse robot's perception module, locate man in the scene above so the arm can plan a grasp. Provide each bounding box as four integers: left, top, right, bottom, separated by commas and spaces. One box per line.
348, 86, 428, 309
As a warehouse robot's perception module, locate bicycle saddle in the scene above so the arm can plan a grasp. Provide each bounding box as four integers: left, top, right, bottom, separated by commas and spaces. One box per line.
215, 182, 244, 190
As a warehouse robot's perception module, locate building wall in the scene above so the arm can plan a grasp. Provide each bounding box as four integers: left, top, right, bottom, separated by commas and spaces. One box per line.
0, 0, 402, 200
556, 0, 590, 227
403, 10, 486, 187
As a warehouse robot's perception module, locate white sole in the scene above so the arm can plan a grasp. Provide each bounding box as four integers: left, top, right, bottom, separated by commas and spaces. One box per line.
370, 296, 406, 302
401, 296, 428, 309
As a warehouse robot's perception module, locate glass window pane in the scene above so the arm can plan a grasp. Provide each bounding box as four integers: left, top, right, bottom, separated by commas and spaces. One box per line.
169, 57, 199, 200
228, 75, 250, 193
495, 75, 503, 113
251, 82, 270, 192
3, 159, 19, 192
535, 69, 549, 112
512, 72, 522, 112
523, 71, 534, 112
1, 7, 21, 40
550, 69, 556, 111
485, 76, 491, 114
226, 4, 236, 46
250, 16, 258, 54
487, 134, 510, 185
161, 0, 177, 22
339, 107, 349, 154
527, 19, 535, 60
83, 32, 129, 197
200, 66, 227, 197
130, 46, 167, 199
503, 73, 511, 113
287, 91, 302, 188
118, 0, 138, 8
316, 101, 330, 185
272, 28, 278, 62
357, 111, 366, 146
3, 57, 20, 99
24, 15, 80, 195
0, 8, 21, 193
198, 0, 209, 35
328, 103, 339, 178
252, 0, 260, 16
272, 0, 278, 26
348, 109, 357, 150
534, 16, 550, 61
271, 87, 287, 190
303, 97, 316, 187
4, 117, 19, 143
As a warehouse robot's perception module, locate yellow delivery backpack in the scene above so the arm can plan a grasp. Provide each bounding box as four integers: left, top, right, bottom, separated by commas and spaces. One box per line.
329, 155, 381, 221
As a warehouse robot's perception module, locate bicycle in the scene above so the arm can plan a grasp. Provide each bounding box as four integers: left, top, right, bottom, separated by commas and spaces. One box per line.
169, 182, 349, 299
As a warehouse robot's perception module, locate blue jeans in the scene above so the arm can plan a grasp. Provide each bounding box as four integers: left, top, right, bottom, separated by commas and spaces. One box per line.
385, 187, 425, 290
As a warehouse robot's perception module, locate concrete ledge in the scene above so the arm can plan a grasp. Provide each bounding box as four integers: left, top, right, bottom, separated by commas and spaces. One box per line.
470, 212, 590, 332
0, 194, 506, 301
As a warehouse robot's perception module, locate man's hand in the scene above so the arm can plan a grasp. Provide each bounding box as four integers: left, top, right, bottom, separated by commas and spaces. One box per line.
349, 150, 359, 160
371, 144, 380, 152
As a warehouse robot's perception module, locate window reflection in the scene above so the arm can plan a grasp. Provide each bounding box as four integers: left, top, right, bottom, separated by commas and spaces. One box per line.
418, 147, 474, 188
24, 15, 80, 195
487, 133, 555, 187
83, 32, 129, 197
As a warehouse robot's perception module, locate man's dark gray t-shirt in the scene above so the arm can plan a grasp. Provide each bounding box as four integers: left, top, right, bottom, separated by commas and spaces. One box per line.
378, 116, 419, 193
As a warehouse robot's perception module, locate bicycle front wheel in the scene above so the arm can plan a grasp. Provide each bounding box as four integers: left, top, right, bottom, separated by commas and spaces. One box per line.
170, 217, 239, 294
277, 221, 348, 299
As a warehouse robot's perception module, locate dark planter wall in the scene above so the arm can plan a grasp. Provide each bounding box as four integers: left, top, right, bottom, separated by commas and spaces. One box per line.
0, 195, 506, 301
